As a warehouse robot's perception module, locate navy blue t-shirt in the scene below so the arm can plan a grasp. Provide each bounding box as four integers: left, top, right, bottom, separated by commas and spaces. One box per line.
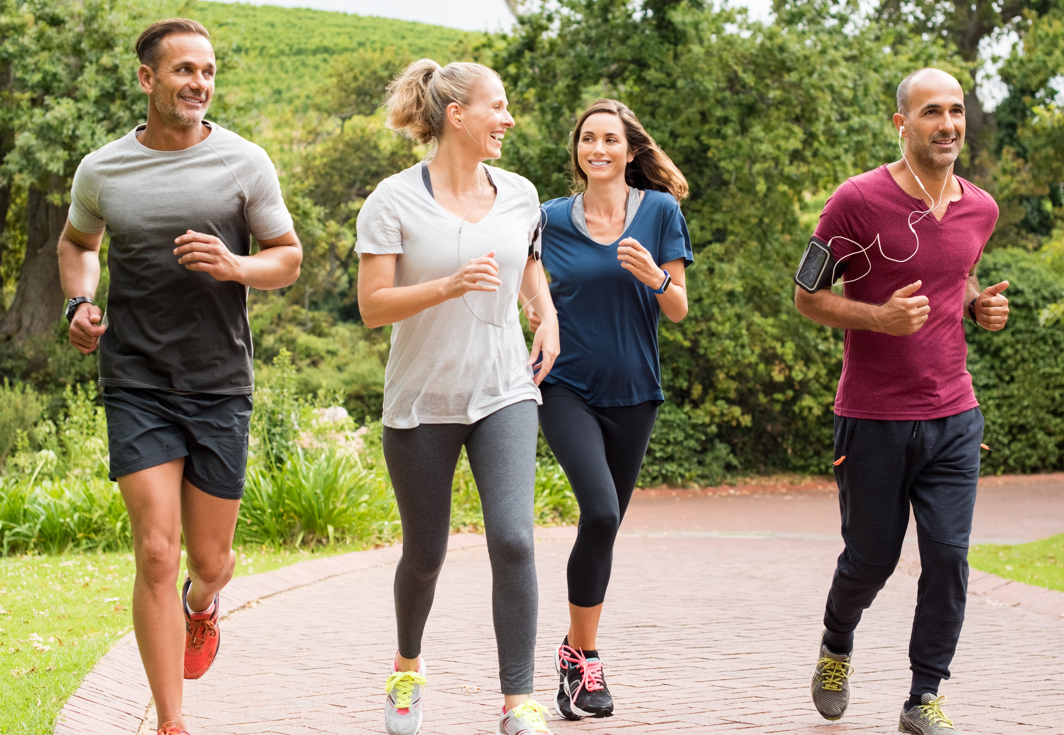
540, 189, 693, 407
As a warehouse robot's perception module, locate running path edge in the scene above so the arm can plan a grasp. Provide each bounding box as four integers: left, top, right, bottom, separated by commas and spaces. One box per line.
51, 534, 486, 735
51, 529, 1062, 734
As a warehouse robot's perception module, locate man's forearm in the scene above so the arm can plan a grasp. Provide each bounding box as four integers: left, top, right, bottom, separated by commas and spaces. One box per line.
241, 243, 302, 290
794, 287, 882, 331
964, 274, 980, 318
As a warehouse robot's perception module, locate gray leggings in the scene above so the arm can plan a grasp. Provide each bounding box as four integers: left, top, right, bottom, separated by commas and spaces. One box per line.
382, 400, 539, 695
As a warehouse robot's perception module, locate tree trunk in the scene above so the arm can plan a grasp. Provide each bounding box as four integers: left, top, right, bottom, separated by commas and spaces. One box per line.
0, 183, 68, 341
0, 180, 12, 321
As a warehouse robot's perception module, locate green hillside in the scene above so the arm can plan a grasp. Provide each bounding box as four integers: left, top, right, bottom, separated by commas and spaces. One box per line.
187, 1, 475, 111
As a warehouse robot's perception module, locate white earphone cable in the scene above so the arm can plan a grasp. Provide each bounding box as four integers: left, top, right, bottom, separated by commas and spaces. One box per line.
453, 113, 542, 329
826, 128, 953, 285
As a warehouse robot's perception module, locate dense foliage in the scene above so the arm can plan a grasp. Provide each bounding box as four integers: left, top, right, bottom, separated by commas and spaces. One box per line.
1, 0, 1063, 517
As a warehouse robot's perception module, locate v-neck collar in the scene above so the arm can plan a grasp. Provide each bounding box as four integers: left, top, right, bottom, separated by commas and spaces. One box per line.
881, 164, 965, 226
567, 189, 646, 247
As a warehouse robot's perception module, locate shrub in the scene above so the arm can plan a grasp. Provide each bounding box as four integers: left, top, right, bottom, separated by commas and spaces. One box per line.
239, 448, 399, 548
0, 475, 130, 555
0, 380, 45, 465
967, 247, 1064, 474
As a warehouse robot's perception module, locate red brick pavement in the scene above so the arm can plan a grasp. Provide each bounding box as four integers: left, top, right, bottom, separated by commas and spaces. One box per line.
55, 478, 1064, 735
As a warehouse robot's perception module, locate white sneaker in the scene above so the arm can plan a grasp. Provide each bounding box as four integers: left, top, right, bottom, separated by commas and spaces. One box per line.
384, 657, 427, 735
496, 700, 553, 734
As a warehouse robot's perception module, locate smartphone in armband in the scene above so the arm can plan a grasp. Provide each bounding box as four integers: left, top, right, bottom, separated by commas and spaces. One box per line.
794, 235, 845, 293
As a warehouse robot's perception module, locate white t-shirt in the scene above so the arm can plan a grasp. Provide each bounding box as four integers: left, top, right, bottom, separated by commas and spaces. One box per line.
355, 162, 542, 428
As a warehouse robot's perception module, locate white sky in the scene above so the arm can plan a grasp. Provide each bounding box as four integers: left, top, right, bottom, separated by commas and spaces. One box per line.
230, 0, 776, 32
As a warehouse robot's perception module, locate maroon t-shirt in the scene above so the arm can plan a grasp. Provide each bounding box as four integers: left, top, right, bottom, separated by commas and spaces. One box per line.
814, 165, 999, 420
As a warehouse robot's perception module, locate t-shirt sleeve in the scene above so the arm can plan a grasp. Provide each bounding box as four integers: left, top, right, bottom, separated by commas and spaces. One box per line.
245, 146, 294, 241
657, 197, 693, 267
68, 156, 107, 235
355, 183, 404, 256
814, 180, 867, 262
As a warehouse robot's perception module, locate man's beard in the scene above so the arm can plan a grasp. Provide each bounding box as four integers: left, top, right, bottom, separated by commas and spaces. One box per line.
158, 95, 210, 127
911, 135, 960, 171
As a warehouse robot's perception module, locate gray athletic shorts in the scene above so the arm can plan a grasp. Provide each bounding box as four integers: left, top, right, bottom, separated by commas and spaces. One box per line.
103, 387, 253, 500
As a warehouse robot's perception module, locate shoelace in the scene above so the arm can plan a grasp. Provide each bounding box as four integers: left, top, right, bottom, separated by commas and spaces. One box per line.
187, 616, 218, 651
157, 722, 190, 735
558, 644, 605, 697
384, 670, 427, 710
816, 655, 854, 691
509, 700, 551, 733
915, 695, 954, 729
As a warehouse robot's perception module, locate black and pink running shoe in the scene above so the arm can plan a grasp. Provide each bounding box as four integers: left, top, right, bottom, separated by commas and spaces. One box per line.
554, 641, 614, 719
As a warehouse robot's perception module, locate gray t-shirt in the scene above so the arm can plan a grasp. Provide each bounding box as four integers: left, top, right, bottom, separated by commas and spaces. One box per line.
355, 162, 542, 429
69, 122, 293, 394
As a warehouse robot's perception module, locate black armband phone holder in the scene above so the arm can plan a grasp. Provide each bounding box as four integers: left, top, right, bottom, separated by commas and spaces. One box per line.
794, 235, 846, 293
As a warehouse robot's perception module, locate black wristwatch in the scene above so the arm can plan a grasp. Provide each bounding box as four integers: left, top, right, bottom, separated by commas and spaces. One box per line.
967, 296, 978, 324
65, 297, 93, 322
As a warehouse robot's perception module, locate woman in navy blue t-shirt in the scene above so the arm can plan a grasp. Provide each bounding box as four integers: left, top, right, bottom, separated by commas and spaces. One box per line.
526, 99, 693, 721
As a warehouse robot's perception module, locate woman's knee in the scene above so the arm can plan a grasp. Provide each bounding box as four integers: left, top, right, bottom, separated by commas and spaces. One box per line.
398, 545, 448, 584
578, 505, 622, 541
487, 528, 535, 569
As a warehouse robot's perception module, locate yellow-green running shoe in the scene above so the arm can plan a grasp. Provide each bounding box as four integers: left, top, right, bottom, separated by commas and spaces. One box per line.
899, 694, 958, 734
811, 641, 854, 721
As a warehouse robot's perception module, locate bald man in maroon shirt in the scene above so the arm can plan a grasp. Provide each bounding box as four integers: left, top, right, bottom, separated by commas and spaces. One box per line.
794, 68, 1009, 735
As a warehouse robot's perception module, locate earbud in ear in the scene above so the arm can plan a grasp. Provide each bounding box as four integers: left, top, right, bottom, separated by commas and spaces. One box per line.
900, 126, 905, 134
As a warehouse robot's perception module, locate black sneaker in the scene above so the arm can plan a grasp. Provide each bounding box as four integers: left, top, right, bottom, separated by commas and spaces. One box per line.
556, 642, 613, 718
553, 680, 577, 721
553, 641, 579, 720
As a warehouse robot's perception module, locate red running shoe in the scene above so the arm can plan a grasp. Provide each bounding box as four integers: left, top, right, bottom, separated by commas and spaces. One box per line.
157, 722, 190, 735
182, 577, 220, 680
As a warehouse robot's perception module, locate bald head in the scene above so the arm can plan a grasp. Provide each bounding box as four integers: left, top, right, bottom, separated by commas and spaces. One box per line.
897, 68, 963, 116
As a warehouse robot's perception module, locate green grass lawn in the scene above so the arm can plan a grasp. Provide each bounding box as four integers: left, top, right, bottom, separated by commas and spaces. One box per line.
969, 533, 1064, 592
0, 543, 373, 735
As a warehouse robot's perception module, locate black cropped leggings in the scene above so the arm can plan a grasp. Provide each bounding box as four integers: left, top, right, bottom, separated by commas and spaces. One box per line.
538, 383, 659, 608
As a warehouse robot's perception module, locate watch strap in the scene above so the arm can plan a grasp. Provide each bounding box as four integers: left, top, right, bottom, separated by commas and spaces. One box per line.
66, 296, 93, 322
654, 271, 671, 294
967, 296, 978, 323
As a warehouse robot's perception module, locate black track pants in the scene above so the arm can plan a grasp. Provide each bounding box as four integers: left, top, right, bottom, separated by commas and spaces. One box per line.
538, 383, 659, 608
823, 407, 984, 687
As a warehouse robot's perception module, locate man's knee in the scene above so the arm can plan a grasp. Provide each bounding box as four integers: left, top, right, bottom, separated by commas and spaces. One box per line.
135, 533, 182, 588
836, 550, 900, 591
186, 546, 233, 587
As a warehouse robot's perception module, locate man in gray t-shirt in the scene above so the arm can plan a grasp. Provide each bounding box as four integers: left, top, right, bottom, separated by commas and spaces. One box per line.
57, 19, 300, 735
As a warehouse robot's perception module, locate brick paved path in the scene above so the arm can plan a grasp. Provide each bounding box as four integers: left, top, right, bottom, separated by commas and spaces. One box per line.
148, 480, 1064, 735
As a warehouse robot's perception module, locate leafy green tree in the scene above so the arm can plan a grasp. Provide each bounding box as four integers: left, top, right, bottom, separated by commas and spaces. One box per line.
0, 0, 156, 341
498, 0, 963, 480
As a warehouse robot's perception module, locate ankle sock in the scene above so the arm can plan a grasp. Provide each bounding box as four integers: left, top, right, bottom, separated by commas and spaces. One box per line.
908, 672, 939, 710
184, 594, 215, 617
821, 629, 853, 656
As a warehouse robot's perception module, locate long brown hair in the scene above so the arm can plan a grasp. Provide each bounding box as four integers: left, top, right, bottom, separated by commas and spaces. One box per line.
568, 99, 688, 202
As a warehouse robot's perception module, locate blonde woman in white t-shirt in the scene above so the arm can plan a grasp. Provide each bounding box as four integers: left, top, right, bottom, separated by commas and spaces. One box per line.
355, 59, 560, 735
